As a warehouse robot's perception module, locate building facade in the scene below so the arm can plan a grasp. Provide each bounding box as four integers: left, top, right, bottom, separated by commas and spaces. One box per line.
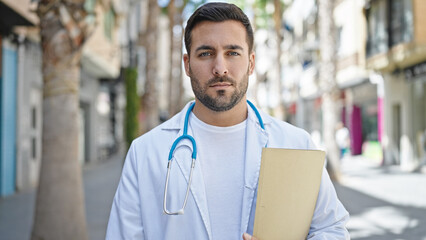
365, 0, 426, 169
283, 0, 380, 157
0, 0, 40, 196
0, 0, 125, 196
80, 0, 122, 163
334, 0, 378, 156
282, 0, 425, 170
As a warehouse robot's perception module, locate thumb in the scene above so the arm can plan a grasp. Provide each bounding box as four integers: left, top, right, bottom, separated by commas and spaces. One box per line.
242, 233, 252, 240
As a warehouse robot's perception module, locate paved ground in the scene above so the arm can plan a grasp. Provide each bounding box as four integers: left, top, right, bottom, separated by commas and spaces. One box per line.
336, 155, 426, 240
83, 152, 123, 240
1, 153, 426, 240
0, 152, 123, 240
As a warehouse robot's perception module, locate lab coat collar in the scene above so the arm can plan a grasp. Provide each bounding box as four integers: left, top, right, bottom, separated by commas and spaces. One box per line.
161, 101, 195, 131
162, 101, 270, 239
240, 104, 269, 234
162, 101, 213, 239
160, 101, 273, 131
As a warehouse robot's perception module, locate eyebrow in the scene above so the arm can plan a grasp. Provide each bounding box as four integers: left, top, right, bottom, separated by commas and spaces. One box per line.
194, 44, 244, 52
195, 45, 214, 52
225, 45, 244, 51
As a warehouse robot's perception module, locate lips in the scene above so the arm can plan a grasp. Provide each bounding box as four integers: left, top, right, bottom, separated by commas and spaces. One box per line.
207, 77, 235, 90
210, 82, 232, 87
210, 82, 232, 90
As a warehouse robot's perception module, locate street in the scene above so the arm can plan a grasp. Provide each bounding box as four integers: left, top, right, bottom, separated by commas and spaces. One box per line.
336, 156, 426, 240
0, 152, 123, 240
1, 153, 426, 240
1, 0, 425, 239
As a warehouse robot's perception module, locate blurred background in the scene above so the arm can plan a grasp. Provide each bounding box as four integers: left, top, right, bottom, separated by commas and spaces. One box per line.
0, 0, 425, 239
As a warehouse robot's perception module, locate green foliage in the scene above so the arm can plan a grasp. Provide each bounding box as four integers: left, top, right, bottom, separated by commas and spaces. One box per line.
226, 0, 266, 29
229, 0, 246, 9
160, 0, 205, 17
104, 8, 115, 41
250, 0, 287, 30
125, 67, 140, 148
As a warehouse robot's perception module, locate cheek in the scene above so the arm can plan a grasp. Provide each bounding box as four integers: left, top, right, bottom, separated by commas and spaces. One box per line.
231, 62, 250, 76
229, 57, 249, 69
189, 62, 210, 78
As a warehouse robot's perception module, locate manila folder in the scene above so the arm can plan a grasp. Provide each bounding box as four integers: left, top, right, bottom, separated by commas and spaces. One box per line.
253, 148, 325, 240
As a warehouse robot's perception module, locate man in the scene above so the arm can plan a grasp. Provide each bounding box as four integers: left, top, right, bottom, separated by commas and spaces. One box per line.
336, 122, 350, 158
106, 2, 349, 240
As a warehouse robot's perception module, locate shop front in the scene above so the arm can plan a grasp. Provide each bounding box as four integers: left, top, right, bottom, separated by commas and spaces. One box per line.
405, 62, 426, 167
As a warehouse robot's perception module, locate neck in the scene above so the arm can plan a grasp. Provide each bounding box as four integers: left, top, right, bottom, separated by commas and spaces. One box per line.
192, 98, 248, 127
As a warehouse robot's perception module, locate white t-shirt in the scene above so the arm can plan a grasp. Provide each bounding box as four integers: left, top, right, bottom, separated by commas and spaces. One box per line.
190, 113, 247, 239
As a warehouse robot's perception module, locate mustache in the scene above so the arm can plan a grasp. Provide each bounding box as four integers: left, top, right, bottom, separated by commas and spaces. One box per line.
207, 76, 236, 85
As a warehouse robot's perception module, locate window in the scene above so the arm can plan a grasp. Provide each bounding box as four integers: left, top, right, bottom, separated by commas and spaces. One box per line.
390, 0, 413, 46
336, 26, 343, 56
366, 0, 414, 56
366, 0, 388, 56
31, 106, 37, 160
104, 9, 115, 41
31, 107, 36, 129
84, 0, 96, 24
32, 137, 37, 159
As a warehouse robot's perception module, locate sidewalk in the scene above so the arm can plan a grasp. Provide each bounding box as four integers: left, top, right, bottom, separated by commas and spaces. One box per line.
2, 153, 426, 240
0, 152, 124, 240
335, 155, 426, 240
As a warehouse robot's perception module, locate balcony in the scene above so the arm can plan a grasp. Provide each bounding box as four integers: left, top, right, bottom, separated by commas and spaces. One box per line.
367, 42, 426, 72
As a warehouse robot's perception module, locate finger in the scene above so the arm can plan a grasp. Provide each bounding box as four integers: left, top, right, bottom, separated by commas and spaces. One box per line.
242, 233, 252, 240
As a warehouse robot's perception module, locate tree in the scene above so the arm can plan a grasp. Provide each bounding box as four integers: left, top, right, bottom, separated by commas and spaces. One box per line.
272, 0, 286, 120
32, 0, 90, 239
125, 68, 140, 149
249, 0, 286, 118
141, 0, 160, 132
318, 0, 341, 181
166, 0, 185, 117
166, 0, 205, 117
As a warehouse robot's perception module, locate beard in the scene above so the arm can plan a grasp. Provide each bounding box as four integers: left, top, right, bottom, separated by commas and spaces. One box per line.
189, 67, 249, 112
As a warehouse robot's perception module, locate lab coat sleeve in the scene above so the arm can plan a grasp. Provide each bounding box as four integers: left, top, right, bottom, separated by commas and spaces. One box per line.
106, 142, 144, 240
307, 167, 350, 240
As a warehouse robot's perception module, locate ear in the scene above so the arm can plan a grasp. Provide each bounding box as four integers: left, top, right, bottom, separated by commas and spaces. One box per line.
248, 52, 255, 75
183, 53, 190, 76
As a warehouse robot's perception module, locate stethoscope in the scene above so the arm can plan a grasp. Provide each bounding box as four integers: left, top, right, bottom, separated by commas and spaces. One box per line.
163, 100, 265, 215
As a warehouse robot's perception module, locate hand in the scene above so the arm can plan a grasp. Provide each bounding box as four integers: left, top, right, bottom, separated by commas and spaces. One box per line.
242, 233, 259, 240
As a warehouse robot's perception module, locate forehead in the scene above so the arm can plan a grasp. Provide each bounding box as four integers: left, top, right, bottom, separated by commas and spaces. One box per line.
190, 20, 248, 52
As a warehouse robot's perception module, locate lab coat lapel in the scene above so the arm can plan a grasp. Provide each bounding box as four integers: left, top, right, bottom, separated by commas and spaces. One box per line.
171, 105, 212, 240
240, 107, 268, 235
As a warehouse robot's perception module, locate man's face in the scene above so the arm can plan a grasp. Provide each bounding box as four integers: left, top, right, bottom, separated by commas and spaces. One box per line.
184, 20, 255, 112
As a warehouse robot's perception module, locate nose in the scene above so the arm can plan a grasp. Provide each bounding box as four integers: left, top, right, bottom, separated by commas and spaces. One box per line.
212, 55, 228, 76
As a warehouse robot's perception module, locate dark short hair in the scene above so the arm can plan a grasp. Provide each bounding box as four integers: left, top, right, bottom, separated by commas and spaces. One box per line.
184, 2, 254, 56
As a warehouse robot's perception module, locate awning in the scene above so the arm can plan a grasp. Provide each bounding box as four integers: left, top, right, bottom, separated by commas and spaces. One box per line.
0, 0, 38, 33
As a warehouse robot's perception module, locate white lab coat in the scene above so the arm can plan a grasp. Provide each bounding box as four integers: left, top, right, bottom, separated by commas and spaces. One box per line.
106, 102, 350, 240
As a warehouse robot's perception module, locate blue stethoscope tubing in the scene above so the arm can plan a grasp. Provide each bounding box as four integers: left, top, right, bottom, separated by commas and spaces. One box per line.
163, 100, 265, 215
167, 102, 197, 161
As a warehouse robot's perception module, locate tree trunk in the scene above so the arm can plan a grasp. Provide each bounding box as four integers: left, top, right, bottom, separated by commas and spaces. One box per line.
250, 4, 262, 106
167, 0, 176, 117
167, 0, 186, 117
175, 6, 185, 114
318, 0, 341, 181
32, 1, 88, 239
273, 0, 286, 120
142, 0, 160, 132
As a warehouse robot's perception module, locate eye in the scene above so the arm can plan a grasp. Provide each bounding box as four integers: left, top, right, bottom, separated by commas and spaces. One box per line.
198, 52, 212, 57
227, 51, 240, 56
